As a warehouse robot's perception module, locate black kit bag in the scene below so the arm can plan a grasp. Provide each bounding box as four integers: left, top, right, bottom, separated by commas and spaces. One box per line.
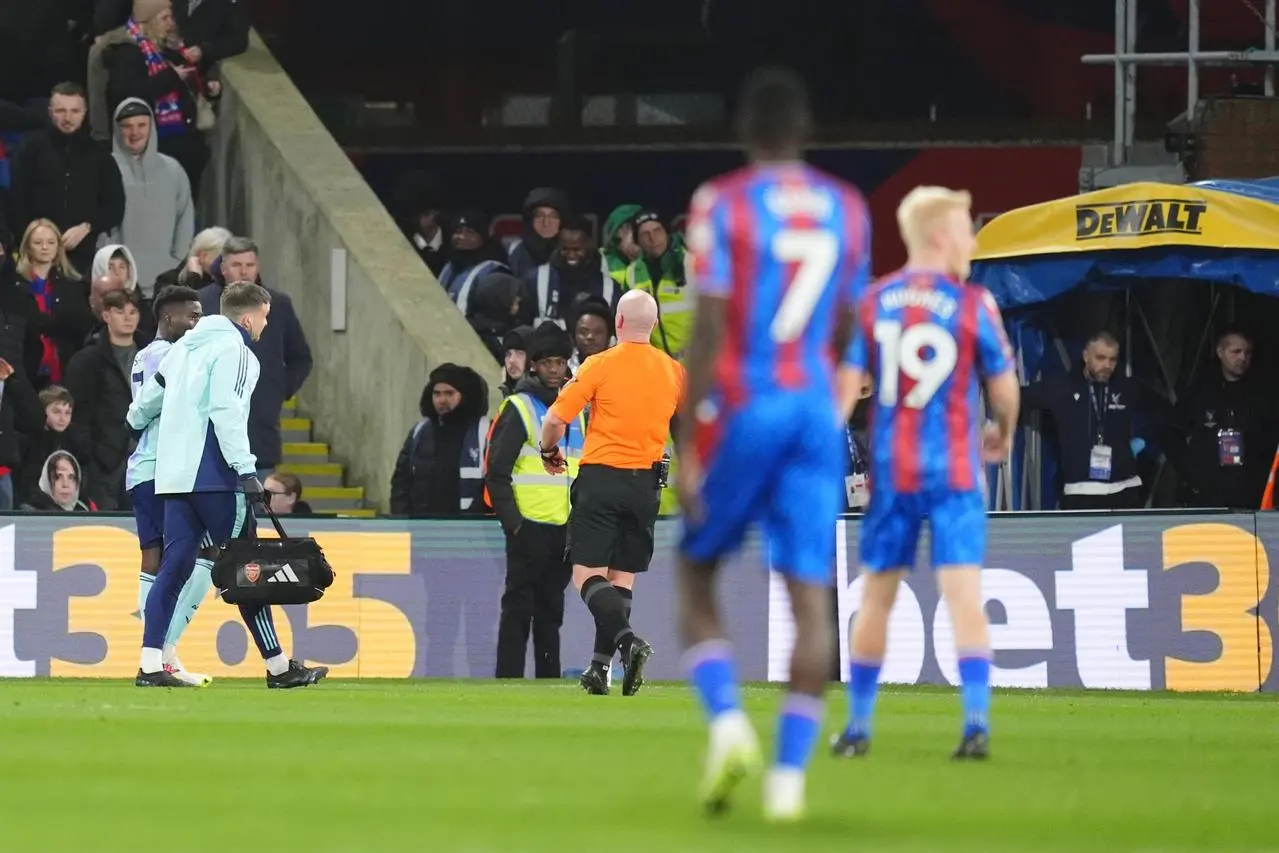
212, 501, 336, 605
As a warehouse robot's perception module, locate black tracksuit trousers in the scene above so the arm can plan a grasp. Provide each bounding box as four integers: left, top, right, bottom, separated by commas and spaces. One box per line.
495, 520, 572, 678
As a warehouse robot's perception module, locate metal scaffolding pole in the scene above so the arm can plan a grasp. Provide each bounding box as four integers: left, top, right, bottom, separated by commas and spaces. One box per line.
1189, 0, 1200, 117
1268, 0, 1276, 97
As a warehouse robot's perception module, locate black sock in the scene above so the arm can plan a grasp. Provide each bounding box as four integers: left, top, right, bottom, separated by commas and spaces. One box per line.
581, 576, 633, 656
591, 586, 633, 665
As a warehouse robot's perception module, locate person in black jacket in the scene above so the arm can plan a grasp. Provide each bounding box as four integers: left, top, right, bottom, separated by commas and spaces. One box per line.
1022, 330, 1170, 510
506, 187, 570, 280
63, 287, 139, 509
5, 219, 96, 390
9, 82, 125, 276
395, 171, 448, 278
0, 355, 43, 510
467, 271, 534, 365
16, 384, 94, 511
1163, 328, 1279, 509
194, 236, 313, 476
485, 323, 574, 679
390, 363, 490, 516
94, 0, 249, 70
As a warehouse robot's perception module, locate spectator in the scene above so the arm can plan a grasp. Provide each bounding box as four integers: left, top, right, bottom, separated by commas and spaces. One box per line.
523, 214, 619, 328
17, 385, 92, 506
264, 471, 313, 516
1022, 331, 1168, 510
0, 355, 41, 509
94, 0, 250, 71
506, 187, 569, 279
390, 363, 490, 516
395, 171, 448, 277
624, 208, 692, 359
64, 288, 140, 510
90, 243, 153, 341
1164, 329, 1279, 509
153, 225, 231, 292
4, 219, 95, 389
438, 209, 507, 315
21, 450, 95, 512
9, 82, 125, 276
600, 204, 642, 287
467, 271, 534, 365
107, 99, 193, 300
103, 0, 210, 193
499, 325, 534, 397
195, 236, 313, 477
567, 296, 614, 373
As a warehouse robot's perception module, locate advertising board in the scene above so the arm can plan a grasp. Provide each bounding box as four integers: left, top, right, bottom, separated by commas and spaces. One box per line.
2, 511, 1274, 691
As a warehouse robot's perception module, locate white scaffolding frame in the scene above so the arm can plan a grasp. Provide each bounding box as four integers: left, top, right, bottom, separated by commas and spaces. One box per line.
1081, 0, 1278, 165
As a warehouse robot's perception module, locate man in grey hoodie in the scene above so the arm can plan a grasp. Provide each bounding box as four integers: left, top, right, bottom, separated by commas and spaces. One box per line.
107, 98, 194, 300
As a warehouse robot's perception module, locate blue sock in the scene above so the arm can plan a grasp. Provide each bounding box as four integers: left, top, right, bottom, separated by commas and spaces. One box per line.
137, 573, 154, 621
684, 640, 740, 720
847, 659, 882, 738
775, 693, 823, 770
165, 558, 213, 648
957, 653, 992, 737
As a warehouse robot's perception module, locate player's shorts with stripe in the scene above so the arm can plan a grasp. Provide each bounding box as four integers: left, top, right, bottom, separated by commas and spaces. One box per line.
858, 488, 987, 571
130, 480, 164, 550
680, 393, 844, 586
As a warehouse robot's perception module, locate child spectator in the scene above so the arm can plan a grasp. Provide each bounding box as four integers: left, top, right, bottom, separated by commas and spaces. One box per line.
21, 450, 96, 512
17, 385, 93, 506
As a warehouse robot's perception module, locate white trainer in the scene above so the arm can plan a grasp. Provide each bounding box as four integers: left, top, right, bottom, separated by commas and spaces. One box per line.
163, 655, 212, 687
699, 709, 762, 815
762, 766, 806, 823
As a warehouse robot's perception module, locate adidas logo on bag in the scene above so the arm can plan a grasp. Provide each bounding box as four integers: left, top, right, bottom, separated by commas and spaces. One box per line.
266, 563, 301, 584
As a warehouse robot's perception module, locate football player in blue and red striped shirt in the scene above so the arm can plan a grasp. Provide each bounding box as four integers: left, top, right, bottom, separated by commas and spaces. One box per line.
674, 65, 871, 822
833, 186, 1020, 761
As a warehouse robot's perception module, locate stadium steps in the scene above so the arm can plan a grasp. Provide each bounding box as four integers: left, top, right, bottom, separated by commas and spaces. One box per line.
274, 397, 374, 517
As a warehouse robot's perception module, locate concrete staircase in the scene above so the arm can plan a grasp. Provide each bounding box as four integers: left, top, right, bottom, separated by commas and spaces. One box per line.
276, 397, 376, 518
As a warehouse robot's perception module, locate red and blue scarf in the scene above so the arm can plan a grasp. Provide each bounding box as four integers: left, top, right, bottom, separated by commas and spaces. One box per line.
126, 18, 185, 135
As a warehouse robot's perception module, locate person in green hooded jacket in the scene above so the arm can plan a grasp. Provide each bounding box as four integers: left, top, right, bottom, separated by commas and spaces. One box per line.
600, 204, 643, 286
623, 208, 692, 359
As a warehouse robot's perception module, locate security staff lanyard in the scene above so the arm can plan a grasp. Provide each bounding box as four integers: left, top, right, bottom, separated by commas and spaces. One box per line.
1087, 382, 1113, 481
1218, 404, 1244, 467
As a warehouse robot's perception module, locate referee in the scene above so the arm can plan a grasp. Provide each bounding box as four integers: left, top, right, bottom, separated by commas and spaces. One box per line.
540, 289, 684, 696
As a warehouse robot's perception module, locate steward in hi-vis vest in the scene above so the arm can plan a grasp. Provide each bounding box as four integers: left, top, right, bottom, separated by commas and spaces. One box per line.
484, 322, 585, 679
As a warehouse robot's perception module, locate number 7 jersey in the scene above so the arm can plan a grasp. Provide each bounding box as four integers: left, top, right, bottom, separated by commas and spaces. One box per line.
847, 271, 1014, 496
684, 164, 871, 407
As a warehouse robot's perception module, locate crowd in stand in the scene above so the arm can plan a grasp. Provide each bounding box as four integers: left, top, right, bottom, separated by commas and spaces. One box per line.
0, 1, 319, 515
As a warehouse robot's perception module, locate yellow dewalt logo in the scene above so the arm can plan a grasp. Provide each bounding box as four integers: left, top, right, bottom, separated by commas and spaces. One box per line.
1075, 199, 1207, 241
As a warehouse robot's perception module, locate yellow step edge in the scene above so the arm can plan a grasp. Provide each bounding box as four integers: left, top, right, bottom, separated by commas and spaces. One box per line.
275, 462, 343, 476
307, 486, 364, 500
279, 417, 311, 431
283, 396, 298, 407
282, 442, 329, 456
314, 508, 377, 518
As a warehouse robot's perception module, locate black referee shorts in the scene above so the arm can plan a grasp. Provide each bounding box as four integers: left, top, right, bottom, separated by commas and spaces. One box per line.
568, 463, 661, 574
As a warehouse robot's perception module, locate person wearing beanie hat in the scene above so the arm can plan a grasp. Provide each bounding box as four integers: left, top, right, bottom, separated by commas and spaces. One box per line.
623, 207, 692, 359
499, 324, 534, 397
438, 208, 508, 314
390, 362, 490, 517
484, 319, 584, 679
507, 187, 572, 279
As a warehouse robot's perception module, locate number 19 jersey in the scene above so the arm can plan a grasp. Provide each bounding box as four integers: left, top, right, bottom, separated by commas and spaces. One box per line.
680, 163, 871, 585
846, 270, 1014, 572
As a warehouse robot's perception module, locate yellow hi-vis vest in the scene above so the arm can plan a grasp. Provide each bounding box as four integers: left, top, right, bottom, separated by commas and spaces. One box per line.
502, 392, 587, 525
625, 253, 695, 360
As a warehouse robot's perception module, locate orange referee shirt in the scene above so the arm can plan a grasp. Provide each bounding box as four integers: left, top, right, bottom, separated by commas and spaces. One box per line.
550, 342, 685, 469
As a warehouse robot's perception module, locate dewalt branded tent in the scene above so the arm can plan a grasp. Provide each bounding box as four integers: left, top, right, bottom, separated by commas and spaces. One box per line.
969, 178, 1279, 511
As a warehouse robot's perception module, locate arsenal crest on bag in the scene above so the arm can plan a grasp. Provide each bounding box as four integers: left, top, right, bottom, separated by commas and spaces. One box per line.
212, 502, 336, 605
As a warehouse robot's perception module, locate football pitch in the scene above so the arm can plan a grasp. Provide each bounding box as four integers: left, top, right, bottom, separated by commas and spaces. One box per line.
1, 680, 1275, 853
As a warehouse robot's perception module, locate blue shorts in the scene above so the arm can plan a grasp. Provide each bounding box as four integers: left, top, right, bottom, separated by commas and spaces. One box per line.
680, 394, 844, 586
130, 481, 164, 550
858, 488, 987, 572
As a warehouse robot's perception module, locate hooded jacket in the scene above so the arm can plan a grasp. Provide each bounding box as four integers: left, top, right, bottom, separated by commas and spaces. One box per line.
91, 243, 139, 293
197, 261, 313, 470
108, 99, 194, 299
506, 187, 570, 279
468, 272, 535, 364
90, 242, 156, 342
22, 450, 94, 512
601, 203, 642, 284
390, 363, 490, 515
127, 314, 260, 494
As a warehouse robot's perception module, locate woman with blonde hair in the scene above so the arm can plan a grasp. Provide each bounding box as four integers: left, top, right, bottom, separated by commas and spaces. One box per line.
5, 220, 95, 389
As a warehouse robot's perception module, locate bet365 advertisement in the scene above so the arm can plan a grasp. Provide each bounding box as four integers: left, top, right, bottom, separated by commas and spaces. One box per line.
1, 512, 1277, 691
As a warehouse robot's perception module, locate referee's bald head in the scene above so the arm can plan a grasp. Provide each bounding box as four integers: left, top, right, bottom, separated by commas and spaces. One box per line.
616, 290, 658, 343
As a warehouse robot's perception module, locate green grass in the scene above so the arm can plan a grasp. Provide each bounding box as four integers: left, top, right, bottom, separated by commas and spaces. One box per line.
0, 680, 1275, 852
